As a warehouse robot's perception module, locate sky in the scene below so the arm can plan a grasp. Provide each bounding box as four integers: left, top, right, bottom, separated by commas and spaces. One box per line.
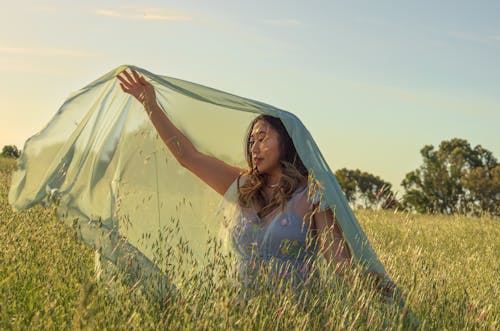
0, 0, 499, 193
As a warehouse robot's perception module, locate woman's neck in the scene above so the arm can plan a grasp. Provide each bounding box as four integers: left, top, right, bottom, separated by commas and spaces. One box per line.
266, 172, 281, 187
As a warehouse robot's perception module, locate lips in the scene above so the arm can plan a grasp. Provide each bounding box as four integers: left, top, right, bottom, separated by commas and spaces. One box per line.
253, 157, 263, 164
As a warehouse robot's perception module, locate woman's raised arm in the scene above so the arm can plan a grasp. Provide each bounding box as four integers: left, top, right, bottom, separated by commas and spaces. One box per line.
117, 69, 244, 196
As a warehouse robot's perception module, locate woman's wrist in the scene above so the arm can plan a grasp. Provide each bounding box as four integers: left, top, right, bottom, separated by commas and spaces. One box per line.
143, 98, 158, 117
145, 104, 154, 117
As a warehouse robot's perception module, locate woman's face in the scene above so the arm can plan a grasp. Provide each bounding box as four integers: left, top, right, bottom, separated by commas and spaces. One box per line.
249, 120, 282, 176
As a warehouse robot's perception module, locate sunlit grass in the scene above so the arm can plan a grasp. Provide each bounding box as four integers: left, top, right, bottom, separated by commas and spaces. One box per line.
0, 162, 498, 330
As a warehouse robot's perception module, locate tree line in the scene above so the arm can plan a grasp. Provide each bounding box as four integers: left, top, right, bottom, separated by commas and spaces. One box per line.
335, 138, 499, 217
2, 138, 499, 217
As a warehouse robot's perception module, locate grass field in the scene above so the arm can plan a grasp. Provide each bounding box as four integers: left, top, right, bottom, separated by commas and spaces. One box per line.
0, 157, 498, 330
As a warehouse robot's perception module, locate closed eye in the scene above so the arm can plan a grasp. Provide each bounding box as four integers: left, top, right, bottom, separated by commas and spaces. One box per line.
248, 138, 264, 146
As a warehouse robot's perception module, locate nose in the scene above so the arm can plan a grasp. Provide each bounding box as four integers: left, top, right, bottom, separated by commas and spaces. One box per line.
251, 141, 260, 154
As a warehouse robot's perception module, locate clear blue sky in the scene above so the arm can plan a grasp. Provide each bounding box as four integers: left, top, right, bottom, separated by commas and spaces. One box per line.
1, 0, 499, 193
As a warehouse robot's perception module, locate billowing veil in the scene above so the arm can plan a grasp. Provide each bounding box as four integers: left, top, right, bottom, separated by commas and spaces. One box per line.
8, 65, 401, 304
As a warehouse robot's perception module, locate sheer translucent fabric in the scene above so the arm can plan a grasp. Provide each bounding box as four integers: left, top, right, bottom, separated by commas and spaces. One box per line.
9, 64, 393, 300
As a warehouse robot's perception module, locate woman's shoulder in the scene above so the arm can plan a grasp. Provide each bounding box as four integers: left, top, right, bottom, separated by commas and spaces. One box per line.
223, 172, 249, 202
237, 172, 251, 188
292, 180, 329, 213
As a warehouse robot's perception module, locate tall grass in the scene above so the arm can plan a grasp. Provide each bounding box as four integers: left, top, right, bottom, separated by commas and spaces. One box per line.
0, 159, 498, 330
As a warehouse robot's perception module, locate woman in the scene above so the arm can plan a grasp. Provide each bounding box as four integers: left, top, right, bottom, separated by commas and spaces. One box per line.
117, 68, 396, 300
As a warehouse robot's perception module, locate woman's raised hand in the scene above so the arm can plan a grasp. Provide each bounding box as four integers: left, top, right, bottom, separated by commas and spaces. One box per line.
117, 68, 157, 109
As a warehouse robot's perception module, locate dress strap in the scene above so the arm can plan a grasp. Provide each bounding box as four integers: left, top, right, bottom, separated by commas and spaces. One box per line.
236, 173, 242, 190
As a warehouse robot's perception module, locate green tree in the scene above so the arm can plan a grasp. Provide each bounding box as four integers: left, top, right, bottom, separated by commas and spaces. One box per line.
401, 138, 498, 216
1, 145, 21, 158
335, 168, 397, 209
334, 168, 358, 203
461, 165, 500, 216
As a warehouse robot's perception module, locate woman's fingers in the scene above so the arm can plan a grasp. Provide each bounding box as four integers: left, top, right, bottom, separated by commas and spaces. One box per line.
117, 75, 132, 89
360, 269, 399, 299
377, 278, 396, 298
131, 69, 142, 83
119, 82, 128, 93
122, 70, 136, 85
138, 75, 150, 87
117, 68, 150, 88
117, 69, 155, 107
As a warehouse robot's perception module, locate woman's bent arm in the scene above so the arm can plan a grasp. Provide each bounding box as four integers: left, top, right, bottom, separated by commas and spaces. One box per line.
313, 208, 397, 300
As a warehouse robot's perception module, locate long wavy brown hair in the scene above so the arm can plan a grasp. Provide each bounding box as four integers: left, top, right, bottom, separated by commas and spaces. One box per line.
237, 115, 309, 220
